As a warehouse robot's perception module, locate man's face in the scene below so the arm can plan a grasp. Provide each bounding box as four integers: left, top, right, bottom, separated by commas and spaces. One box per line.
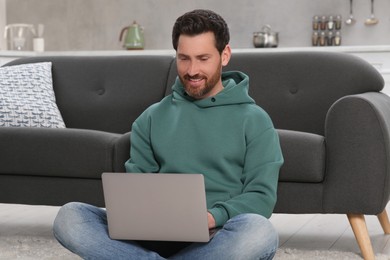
176, 32, 231, 100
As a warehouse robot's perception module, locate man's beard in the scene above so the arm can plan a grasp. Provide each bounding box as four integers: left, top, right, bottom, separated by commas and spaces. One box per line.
179, 69, 221, 99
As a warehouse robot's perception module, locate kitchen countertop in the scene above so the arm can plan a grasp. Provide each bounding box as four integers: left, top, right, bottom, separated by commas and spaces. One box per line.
2, 45, 390, 57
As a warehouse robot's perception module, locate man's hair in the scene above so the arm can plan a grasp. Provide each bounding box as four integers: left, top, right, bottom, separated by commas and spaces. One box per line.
172, 9, 230, 54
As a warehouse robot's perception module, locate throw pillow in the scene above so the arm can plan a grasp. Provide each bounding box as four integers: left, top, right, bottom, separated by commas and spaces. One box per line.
0, 62, 65, 128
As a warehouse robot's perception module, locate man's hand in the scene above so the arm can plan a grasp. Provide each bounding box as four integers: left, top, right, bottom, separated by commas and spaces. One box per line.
207, 212, 216, 229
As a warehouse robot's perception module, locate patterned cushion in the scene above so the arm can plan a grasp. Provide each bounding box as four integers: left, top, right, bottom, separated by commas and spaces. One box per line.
0, 62, 65, 128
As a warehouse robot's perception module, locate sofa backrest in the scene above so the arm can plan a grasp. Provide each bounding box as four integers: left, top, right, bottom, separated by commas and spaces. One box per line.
6, 55, 175, 133
6, 51, 384, 136
226, 51, 384, 135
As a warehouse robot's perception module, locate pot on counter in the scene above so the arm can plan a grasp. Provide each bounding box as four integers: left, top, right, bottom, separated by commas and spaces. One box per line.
253, 25, 279, 48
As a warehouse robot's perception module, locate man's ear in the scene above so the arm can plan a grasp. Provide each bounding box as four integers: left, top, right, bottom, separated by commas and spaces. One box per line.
221, 44, 232, 67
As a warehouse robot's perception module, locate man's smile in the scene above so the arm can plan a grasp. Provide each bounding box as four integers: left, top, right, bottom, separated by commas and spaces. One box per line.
185, 75, 206, 87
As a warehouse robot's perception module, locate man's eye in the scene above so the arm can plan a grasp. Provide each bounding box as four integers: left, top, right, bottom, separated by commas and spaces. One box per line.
200, 57, 209, 61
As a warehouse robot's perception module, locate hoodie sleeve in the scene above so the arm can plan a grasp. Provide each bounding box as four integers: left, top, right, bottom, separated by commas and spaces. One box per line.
208, 117, 284, 227
124, 111, 160, 173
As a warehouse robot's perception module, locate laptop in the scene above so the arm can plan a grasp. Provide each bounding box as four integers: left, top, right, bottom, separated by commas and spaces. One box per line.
101, 172, 211, 242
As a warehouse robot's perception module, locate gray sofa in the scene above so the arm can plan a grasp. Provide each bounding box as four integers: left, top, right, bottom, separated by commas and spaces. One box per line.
2, 51, 390, 258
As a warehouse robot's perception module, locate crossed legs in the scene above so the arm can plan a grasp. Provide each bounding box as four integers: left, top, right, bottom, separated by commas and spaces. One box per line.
53, 202, 278, 260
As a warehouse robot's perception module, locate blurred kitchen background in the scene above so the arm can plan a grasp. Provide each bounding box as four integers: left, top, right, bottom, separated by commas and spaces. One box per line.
0, 0, 390, 51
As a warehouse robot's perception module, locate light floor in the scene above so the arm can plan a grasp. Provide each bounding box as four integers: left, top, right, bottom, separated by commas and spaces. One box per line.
1, 203, 390, 258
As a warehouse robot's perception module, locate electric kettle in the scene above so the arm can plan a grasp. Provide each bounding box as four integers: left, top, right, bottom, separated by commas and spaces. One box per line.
4, 24, 35, 51
119, 21, 144, 50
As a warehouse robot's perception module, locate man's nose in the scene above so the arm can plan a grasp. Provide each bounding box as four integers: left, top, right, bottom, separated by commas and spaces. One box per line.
187, 61, 200, 76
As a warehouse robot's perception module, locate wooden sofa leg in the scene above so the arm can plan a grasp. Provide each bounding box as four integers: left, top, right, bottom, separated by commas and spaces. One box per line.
377, 209, 390, 234
347, 214, 375, 260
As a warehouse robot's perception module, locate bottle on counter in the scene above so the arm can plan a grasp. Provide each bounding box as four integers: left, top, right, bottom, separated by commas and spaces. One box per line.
327, 16, 335, 30
33, 38, 45, 52
327, 31, 334, 46
319, 31, 327, 46
334, 31, 342, 46
33, 24, 45, 52
335, 15, 342, 30
320, 16, 327, 30
312, 31, 319, 46
313, 16, 320, 30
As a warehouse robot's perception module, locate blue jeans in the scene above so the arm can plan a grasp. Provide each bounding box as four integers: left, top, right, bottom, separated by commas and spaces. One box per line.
53, 202, 278, 260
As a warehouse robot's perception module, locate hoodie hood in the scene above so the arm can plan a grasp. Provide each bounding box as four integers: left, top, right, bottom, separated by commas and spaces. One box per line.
172, 71, 255, 108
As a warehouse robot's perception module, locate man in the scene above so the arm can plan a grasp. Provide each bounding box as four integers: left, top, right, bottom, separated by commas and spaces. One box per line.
53, 9, 283, 260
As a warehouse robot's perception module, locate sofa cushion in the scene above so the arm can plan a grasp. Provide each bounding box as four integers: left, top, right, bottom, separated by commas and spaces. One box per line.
0, 62, 65, 128
278, 129, 325, 183
0, 127, 121, 179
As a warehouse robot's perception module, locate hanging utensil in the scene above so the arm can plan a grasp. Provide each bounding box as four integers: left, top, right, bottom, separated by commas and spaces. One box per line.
345, 0, 356, 25
365, 0, 379, 25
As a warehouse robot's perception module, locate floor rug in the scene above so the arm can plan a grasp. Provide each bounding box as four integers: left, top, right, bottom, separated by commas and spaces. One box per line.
1, 235, 389, 259
275, 247, 389, 259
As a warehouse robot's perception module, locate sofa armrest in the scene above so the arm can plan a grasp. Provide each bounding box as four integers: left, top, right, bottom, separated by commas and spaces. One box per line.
324, 92, 390, 214
277, 129, 325, 183
0, 127, 126, 179
113, 132, 131, 172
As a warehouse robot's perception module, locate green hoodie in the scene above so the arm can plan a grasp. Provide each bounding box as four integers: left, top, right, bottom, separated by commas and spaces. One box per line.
125, 71, 283, 227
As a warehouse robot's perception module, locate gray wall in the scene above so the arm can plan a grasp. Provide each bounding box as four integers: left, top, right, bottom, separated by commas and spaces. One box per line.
4, 0, 390, 51
0, 0, 6, 50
